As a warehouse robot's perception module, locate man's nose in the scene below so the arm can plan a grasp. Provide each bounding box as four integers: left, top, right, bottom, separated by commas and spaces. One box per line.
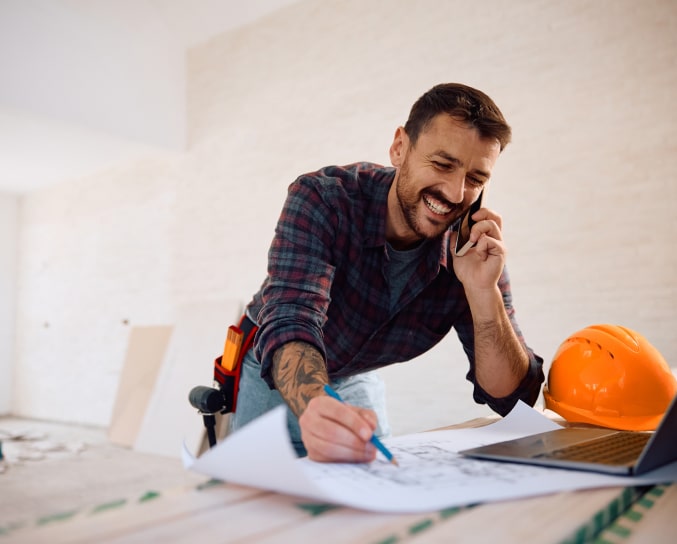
446, 172, 466, 204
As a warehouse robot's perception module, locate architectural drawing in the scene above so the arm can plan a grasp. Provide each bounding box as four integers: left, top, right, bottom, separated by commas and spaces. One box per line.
305, 440, 545, 492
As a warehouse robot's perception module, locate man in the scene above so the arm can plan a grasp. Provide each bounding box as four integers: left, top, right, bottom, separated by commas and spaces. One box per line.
230, 83, 544, 463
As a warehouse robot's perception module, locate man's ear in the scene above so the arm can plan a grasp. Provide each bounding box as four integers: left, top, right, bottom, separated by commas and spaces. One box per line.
389, 126, 408, 167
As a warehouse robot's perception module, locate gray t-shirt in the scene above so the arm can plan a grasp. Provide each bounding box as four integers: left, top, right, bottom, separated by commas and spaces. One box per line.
385, 240, 429, 312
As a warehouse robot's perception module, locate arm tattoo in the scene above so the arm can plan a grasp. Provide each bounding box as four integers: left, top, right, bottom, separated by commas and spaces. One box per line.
271, 341, 328, 417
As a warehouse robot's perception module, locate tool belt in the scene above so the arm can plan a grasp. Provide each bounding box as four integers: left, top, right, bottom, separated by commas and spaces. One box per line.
213, 314, 258, 413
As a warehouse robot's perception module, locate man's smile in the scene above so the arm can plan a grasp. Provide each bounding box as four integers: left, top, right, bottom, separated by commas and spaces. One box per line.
422, 193, 453, 216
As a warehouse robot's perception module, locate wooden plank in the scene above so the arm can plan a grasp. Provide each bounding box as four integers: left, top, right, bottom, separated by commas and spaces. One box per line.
4, 477, 461, 544
134, 299, 242, 458
596, 483, 677, 544
108, 326, 173, 447
403, 486, 645, 543
100, 492, 319, 543
5, 481, 653, 544
6, 482, 265, 544
249, 504, 468, 544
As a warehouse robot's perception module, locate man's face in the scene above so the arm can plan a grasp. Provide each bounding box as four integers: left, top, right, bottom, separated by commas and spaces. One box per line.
386, 114, 501, 248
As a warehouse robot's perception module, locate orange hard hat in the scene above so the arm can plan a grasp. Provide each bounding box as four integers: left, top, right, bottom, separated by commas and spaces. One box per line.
543, 324, 677, 431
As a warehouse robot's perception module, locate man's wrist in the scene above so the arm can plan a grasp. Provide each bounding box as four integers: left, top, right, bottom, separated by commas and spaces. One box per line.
464, 285, 504, 322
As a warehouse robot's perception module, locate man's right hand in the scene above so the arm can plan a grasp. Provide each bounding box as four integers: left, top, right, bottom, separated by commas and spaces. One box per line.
271, 340, 379, 462
298, 394, 378, 463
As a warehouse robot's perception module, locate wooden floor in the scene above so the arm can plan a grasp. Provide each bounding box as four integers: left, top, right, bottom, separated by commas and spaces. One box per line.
0, 416, 205, 534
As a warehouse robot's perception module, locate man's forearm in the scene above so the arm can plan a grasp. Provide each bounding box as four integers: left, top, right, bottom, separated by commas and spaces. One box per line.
271, 341, 328, 417
468, 287, 529, 398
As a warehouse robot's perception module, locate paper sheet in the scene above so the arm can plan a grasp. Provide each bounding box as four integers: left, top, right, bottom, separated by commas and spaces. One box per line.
183, 402, 677, 513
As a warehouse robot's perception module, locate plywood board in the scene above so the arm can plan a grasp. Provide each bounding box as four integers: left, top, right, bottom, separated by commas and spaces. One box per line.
134, 299, 242, 458
108, 326, 173, 447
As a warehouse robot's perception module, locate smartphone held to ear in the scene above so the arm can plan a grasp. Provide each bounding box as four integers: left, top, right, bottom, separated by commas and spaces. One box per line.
453, 189, 484, 257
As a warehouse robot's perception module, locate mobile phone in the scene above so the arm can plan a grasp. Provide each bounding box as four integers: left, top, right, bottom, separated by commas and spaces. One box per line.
453, 189, 484, 257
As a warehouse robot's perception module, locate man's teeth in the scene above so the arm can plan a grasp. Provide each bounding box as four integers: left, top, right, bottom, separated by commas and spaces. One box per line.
423, 195, 451, 215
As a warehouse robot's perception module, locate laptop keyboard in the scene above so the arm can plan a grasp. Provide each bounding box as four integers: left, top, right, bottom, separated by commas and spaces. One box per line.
538, 432, 652, 465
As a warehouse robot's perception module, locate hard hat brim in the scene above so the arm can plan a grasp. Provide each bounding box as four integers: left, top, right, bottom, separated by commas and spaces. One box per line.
543, 388, 664, 432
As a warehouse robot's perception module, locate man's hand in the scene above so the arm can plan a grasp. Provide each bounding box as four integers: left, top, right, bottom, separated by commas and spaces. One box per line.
451, 207, 505, 289
299, 395, 378, 463
271, 340, 378, 462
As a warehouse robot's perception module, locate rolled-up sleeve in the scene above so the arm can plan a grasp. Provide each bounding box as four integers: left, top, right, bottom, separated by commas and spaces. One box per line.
254, 176, 339, 388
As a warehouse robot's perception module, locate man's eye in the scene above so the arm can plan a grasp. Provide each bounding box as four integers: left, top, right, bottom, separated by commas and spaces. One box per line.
433, 161, 452, 170
467, 177, 484, 186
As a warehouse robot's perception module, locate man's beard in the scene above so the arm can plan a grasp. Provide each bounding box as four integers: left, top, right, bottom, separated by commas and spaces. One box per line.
395, 158, 464, 240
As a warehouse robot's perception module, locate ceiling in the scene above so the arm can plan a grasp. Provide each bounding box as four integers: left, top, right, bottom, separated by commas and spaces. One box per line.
0, 0, 300, 195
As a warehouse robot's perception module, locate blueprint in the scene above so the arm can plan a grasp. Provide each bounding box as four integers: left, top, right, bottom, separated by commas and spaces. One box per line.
183, 401, 677, 513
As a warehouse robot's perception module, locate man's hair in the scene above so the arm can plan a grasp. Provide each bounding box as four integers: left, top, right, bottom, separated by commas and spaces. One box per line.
404, 83, 512, 151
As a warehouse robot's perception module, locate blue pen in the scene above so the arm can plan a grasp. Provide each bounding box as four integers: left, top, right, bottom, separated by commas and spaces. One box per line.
323, 384, 399, 466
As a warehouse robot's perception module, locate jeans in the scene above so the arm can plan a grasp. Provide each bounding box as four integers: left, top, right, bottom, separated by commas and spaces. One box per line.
229, 348, 390, 456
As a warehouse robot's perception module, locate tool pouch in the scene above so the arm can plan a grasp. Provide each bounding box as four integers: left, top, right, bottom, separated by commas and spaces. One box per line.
212, 315, 258, 413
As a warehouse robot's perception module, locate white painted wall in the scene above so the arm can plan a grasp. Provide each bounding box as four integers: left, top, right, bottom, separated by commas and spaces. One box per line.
11, 0, 677, 435
0, 0, 186, 150
0, 192, 18, 413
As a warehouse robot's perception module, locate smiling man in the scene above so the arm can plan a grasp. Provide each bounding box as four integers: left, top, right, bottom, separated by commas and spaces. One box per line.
229, 83, 544, 462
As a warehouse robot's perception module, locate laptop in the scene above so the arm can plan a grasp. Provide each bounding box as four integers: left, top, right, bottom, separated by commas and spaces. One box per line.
459, 394, 677, 475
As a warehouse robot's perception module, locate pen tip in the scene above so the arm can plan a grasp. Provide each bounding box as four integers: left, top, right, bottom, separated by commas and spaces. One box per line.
391, 457, 399, 467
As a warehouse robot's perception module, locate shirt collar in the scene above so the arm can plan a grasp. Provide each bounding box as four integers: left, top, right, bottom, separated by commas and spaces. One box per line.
363, 166, 452, 273
362, 166, 393, 248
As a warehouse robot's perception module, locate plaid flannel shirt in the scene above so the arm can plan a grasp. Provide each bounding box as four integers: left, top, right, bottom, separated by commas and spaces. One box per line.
247, 163, 544, 416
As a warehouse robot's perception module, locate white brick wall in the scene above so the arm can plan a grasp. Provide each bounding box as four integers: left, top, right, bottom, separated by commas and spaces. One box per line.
14, 158, 177, 423
11, 0, 677, 434
0, 192, 18, 414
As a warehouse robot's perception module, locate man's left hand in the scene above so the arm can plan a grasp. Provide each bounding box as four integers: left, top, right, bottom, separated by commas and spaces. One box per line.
451, 207, 506, 289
